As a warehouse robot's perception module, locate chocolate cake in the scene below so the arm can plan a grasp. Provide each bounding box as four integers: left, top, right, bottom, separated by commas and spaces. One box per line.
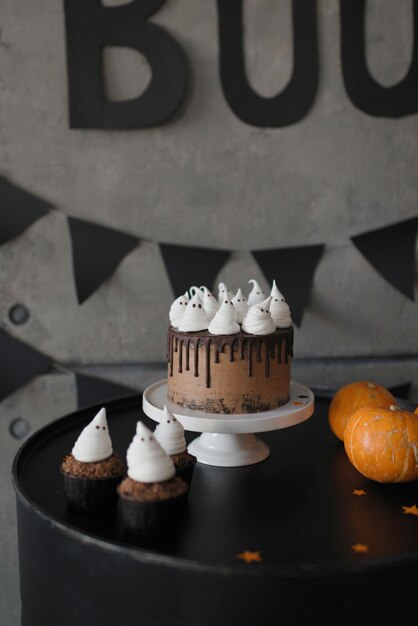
167, 279, 293, 414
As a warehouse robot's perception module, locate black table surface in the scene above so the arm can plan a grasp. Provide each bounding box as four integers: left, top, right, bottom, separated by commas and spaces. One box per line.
13, 390, 418, 575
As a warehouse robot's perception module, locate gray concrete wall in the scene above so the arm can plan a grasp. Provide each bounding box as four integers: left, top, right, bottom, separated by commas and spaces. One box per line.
1, 2, 418, 624
0, 0, 417, 365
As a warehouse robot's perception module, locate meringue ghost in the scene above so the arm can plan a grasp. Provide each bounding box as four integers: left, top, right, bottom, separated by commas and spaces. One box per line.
72, 407, 113, 463
126, 421, 175, 483
169, 292, 189, 328
178, 291, 209, 332
247, 279, 266, 306
154, 406, 187, 455
232, 288, 249, 324
269, 279, 292, 327
270, 300, 292, 328
217, 282, 233, 303
270, 279, 284, 302
200, 285, 219, 321
208, 292, 240, 335
242, 296, 276, 335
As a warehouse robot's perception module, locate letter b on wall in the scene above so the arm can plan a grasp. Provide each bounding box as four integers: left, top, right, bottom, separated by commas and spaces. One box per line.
63, 0, 188, 129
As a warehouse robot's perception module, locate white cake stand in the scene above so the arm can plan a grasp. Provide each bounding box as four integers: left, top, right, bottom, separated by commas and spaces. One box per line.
142, 380, 314, 467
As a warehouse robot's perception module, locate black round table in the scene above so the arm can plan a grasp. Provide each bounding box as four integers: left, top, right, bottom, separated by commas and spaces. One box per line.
12, 391, 418, 626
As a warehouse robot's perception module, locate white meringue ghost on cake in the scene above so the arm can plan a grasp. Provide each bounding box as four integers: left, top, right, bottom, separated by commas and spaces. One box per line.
247, 279, 266, 306
178, 291, 209, 332
270, 279, 284, 302
154, 406, 187, 455
126, 422, 175, 483
217, 282, 233, 303
208, 292, 240, 335
169, 292, 189, 328
72, 407, 113, 463
232, 288, 249, 324
242, 296, 276, 335
269, 279, 292, 327
200, 285, 219, 321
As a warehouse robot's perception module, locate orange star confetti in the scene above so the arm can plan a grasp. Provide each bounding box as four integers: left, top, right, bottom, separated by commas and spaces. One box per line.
352, 489, 367, 496
292, 401, 304, 406
237, 550, 263, 564
351, 543, 369, 553
402, 505, 418, 516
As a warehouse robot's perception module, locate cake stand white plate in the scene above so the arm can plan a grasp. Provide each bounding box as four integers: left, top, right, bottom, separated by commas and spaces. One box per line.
142, 379, 314, 467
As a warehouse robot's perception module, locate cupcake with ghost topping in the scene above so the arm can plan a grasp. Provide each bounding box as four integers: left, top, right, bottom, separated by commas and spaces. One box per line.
117, 421, 188, 536
60, 407, 126, 513
154, 405, 197, 486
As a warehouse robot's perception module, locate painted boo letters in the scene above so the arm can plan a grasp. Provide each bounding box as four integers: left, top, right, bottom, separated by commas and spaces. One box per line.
64, 0, 418, 129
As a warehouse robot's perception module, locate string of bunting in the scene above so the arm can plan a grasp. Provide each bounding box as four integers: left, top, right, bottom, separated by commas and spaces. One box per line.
1, 175, 417, 311
0, 327, 139, 407
0, 174, 417, 405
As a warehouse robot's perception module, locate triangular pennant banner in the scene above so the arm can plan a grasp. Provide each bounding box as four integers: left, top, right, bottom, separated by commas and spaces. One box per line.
351, 217, 418, 301
0, 176, 50, 245
75, 372, 138, 409
159, 243, 231, 296
0, 329, 51, 401
252, 244, 325, 327
68, 217, 139, 304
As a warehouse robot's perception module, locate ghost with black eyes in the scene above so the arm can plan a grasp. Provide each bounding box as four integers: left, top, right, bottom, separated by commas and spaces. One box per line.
269, 280, 292, 328
247, 279, 266, 306
154, 405, 187, 455
217, 282, 233, 303
169, 292, 189, 328
200, 285, 219, 321
232, 288, 249, 324
178, 291, 209, 332
242, 296, 276, 335
71, 407, 113, 463
126, 421, 175, 482
208, 292, 240, 335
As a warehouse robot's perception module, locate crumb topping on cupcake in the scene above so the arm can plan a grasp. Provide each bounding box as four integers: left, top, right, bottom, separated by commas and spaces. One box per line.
61, 453, 126, 479
171, 451, 196, 471
118, 476, 187, 501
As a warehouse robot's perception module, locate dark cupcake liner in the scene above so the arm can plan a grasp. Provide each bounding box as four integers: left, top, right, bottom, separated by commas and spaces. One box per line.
117, 489, 187, 538
61, 470, 125, 514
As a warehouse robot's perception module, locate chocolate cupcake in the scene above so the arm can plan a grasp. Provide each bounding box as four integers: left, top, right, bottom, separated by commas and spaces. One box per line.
117, 421, 188, 537
154, 405, 197, 486
61, 407, 126, 513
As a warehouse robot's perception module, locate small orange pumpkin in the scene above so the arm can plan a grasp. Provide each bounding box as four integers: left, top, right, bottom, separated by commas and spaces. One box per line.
328, 381, 395, 441
344, 405, 418, 483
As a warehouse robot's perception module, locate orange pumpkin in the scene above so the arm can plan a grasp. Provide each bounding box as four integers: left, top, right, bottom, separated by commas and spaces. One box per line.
328, 381, 395, 441
344, 405, 418, 483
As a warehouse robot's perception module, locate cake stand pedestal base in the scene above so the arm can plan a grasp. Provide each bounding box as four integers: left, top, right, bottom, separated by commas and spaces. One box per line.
188, 433, 270, 467
142, 380, 314, 467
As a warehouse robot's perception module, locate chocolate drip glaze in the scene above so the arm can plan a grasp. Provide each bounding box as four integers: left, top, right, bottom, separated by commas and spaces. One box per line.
168, 326, 294, 388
